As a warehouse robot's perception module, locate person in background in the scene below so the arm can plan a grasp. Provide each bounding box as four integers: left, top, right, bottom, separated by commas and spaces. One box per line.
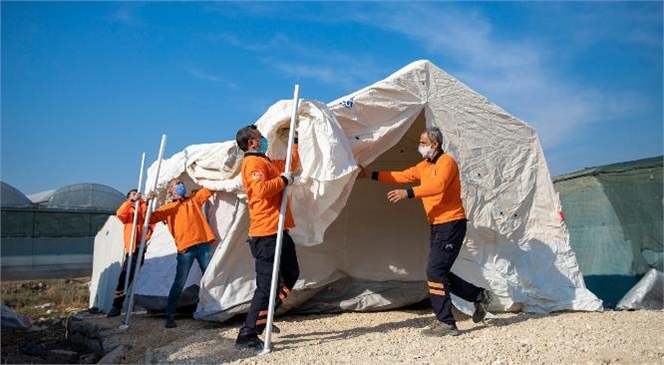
107, 189, 153, 318
147, 179, 216, 328
234, 125, 300, 350
358, 126, 492, 337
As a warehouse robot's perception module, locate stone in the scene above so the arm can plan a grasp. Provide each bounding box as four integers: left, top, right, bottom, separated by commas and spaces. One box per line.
47, 349, 79, 364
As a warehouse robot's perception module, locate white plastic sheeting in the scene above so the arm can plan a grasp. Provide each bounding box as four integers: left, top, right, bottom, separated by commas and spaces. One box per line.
616, 269, 664, 310
92, 60, 602, 321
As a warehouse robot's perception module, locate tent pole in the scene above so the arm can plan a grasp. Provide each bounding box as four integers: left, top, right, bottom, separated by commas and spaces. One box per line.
120, 134, 167, 330
260, 85, 300, 355
121, 152, 146, 304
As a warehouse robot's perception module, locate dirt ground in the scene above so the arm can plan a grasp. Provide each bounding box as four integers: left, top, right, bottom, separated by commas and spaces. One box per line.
64, 306, 664, 365
1, 278, 95, 364
2, 279, 664, 364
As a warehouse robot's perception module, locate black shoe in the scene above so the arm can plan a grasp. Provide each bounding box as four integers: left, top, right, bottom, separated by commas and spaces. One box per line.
165, 315, 177, 328
106, 307, 121, 318
235, 327, 264, 350
473, 289, 493, 323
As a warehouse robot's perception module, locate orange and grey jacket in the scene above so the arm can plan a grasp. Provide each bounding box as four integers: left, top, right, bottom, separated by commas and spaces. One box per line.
241, 144, 299, 237
116, 199, 154, 254
150, 188, 216, 253
373, 152, 466, 225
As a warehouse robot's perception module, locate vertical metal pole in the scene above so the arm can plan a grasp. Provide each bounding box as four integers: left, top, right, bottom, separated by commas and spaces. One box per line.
120, 135, 167, 329
260, 85, 300, 354
122, 152, 146, 300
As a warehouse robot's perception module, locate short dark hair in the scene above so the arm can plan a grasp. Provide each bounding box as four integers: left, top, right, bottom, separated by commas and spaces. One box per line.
126, 189, 138, 198
236, 125, 257, 152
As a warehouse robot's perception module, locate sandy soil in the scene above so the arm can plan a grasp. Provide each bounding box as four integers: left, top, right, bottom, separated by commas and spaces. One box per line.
77, 307, 664, 365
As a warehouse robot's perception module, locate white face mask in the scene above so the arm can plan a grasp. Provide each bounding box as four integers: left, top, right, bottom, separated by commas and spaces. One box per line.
418, 145, 433, 159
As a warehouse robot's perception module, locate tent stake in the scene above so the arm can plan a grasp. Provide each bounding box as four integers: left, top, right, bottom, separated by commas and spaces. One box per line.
120, 134, 167, 330
259, 85, 300, 355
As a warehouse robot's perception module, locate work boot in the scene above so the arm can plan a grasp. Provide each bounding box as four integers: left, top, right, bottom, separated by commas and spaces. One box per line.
235, 327, 264, 350
420, 320, 460, 337
165, 314, 177, 328
106, 307, 121, 318
473, 288, 492, 323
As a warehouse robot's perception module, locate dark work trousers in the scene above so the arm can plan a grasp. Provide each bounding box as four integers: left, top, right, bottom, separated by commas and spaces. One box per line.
112, 251, 145, 310
243, 231, 300, 334
427, 218, 483, 325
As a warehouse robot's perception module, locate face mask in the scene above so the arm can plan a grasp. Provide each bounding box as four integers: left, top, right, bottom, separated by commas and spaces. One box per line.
257, 137, 269, 154
174, 183, 186, 197
418, 145, 433, 159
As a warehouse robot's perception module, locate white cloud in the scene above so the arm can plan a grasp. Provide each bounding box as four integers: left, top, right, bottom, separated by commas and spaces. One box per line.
344, 3, 655, 149
213, 31, 388, 92
185, 67, 237, 89
108, 5, 144, 27
206, 3, 657, 150
186, 67, 222, 83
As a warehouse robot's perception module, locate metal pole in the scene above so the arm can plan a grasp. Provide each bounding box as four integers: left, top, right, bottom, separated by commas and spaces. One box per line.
122, 152, 146, 301
260, 85, 300, 354
120, 135, 167, 330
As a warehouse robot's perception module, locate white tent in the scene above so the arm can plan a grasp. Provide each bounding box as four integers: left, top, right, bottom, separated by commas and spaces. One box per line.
91, 60, 602, 319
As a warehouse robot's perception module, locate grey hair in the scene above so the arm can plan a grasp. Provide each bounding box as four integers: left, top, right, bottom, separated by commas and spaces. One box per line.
426, 127, 444, 151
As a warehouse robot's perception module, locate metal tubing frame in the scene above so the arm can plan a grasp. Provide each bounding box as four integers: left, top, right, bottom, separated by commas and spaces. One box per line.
121, 135, 167, 327
260, 85, 300, 354
121, 152, 146, 302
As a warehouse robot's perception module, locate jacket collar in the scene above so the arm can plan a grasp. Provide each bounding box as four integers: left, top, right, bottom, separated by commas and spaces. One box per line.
245, 151, 271, 161
427, 149, 444, 164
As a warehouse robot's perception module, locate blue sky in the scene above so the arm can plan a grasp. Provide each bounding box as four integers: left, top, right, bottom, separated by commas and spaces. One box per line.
2, 1, 662, 196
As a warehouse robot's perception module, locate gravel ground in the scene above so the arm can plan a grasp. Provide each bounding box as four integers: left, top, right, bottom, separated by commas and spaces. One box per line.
84, 307, 664, 365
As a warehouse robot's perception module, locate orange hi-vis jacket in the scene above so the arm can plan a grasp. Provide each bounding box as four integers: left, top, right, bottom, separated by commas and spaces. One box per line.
150, 188, 216, 253
241, 145, 299, 237
376, 152, 466, 225
116, 199, 154, 254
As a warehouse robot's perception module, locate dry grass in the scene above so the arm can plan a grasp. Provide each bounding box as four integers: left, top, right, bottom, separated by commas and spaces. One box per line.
1, 277, 90, 320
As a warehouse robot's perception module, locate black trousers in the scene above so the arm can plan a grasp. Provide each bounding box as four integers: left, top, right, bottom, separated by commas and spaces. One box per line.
112, 251, 144, 310
243, 231, 300, 334
427, 219, 483, 324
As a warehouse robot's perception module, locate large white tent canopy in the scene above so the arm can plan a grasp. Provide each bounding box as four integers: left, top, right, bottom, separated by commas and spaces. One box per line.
91, 60, 602, 319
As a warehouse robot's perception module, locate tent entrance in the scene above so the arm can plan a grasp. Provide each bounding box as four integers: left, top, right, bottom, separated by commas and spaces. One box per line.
293, 110, 433, 313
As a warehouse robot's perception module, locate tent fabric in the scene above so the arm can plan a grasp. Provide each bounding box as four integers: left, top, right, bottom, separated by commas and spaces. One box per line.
92, 60, 602, 321
89, 216, 125, 312
1, 303, 33, 330
553, 156, 663, 307
616, 268, 664, 310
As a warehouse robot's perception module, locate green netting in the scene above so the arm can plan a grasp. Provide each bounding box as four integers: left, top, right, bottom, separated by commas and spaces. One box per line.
553, 156, 663, 307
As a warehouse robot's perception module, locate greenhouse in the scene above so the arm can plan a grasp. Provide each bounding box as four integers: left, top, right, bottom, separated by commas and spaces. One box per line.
1, 182, 124, 279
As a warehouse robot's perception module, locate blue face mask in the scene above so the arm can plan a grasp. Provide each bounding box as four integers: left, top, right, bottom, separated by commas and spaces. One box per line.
257, 136, 269, 154
174, 183, 186, 196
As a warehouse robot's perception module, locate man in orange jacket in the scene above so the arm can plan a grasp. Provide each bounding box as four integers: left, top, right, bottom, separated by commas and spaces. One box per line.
108, 189, 153, 318
234, 125, 300, 350
148, 179, 216, 328
360, 126, 492, 337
